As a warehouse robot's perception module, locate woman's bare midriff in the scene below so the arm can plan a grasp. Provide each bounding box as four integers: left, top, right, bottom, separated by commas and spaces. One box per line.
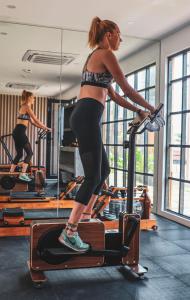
16, 120, 29, 127
78, 85, 108, 107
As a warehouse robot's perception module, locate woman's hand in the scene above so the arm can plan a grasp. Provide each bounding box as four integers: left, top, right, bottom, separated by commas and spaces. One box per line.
46, 127, 52, 132
43, 127, 52, 132
148, 105, 156, 115
137, 110, 149, 120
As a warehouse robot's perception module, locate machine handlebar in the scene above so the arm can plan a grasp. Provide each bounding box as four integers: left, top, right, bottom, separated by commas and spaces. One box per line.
127, 103, 165, 135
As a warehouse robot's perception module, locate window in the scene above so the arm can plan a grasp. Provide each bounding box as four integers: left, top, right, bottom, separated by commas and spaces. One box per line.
165, 49, 190, 217
102, 64, 156, 200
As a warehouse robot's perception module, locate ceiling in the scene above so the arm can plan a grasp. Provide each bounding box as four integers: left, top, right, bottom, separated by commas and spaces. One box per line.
0, 0, 189, 98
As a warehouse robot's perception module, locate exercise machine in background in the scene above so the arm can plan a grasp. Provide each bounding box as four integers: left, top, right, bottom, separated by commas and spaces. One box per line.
0, 129, 47, 198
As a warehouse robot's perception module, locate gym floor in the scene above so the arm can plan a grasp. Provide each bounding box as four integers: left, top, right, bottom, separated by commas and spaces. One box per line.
0, 215, 190, 300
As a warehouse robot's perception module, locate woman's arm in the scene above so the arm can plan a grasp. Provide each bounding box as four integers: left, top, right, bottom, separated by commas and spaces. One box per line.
26, 106, 50, 131
29, 118, 42, 128
102, 50, 155, 113
108, 86, 148, 118
108, 86, 140, 112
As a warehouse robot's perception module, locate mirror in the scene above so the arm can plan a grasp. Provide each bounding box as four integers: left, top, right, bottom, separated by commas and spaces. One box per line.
0, 21, 62, 220
0, 20, 159, 226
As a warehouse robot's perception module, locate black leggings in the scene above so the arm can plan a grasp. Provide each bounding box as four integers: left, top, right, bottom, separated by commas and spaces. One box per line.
70, 98, 110, 205
12, 124, 33, 164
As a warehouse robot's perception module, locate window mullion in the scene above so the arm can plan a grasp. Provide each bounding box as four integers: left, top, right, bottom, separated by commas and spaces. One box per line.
179, 53, 187, 214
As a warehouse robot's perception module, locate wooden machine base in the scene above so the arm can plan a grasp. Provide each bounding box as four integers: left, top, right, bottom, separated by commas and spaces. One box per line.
27, 261, 47, 287
30, 219, 105, 272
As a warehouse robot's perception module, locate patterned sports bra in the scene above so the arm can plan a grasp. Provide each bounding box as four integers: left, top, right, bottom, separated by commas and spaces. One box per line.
81, 49, 113, 89
17, 113, 30, 120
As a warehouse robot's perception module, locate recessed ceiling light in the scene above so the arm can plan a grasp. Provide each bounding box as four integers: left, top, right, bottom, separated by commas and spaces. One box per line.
6, 5, 16, 9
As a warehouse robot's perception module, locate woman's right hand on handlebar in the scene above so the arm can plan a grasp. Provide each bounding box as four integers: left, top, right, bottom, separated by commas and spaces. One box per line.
149, 106, 156, 115
44, 127, 52, 132
137, 110, 149, 119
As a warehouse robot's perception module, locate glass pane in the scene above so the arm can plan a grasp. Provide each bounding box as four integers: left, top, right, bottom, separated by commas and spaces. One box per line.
171, 54, 183, 80
169, 147, 181, 178
126, 100, 134, 119
118, 85, 123, 96
125, 148, 128, 170
117, 146, 123, 169
170, 114, 181, 144
106, 101, 110, 121
148, 88, 155, 107
110, 101, 115, 121
137, 70, 146, 90
167, 179, 180, 213
109, 123, 115, 144
127, 74, 135, 87
117, 170, 123, 186
117, 122, 123, 144
102, 104, 107, 122
149, 65, 156, 86
148, 131, 154, 144
148, 146, 154, 174
109, 146, 115, 168
136, 174, 144, 186
185, 112, 190, 145
138, 90, 145, 98
109, 168, 114, 186
112, 82, 117, 90
186, 79, 190, 110
125, 171, 128, 186
184, 148, 190, 181
148, 176, 153, 202
136, 147, 144, 173
183, 183, 190, 217
118, 105, 124, 120
136, 132, 144, 144
187, 52, 190, 76
171, 81, 182, 112
102, 124, 107, 144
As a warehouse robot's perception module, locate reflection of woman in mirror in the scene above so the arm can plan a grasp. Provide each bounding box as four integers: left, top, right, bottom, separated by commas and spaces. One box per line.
59, 17, 156, 252
10, 90, 51, 182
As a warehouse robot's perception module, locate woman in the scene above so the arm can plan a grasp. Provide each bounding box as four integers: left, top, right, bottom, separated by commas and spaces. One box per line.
10, 90, 51, 182
59, 17, 156, 252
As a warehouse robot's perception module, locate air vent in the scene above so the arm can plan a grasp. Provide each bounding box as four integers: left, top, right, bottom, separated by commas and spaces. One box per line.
22, 50, 78, 65
5, 82, 40, 90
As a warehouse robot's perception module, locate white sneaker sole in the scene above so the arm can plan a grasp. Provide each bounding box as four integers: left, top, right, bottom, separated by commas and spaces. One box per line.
19, 177, 31, 182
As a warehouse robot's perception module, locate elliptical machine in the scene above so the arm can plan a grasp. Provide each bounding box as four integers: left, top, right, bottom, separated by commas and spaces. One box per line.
28, 104, 164, 287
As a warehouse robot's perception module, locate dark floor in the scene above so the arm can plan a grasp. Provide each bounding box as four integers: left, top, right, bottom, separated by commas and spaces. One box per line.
0, 215, 190, 300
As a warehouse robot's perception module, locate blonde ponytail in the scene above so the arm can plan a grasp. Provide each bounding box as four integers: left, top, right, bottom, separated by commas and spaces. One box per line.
88, 17, 117, 49
21, 90, 33, 105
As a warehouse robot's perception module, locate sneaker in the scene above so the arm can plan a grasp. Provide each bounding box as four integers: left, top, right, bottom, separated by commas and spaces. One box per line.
58, 229, 90, 252
19, 173, 32, 182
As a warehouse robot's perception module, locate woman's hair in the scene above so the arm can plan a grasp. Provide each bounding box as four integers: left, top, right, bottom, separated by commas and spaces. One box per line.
21, 90, 33, 104
88, 17, 117, 49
